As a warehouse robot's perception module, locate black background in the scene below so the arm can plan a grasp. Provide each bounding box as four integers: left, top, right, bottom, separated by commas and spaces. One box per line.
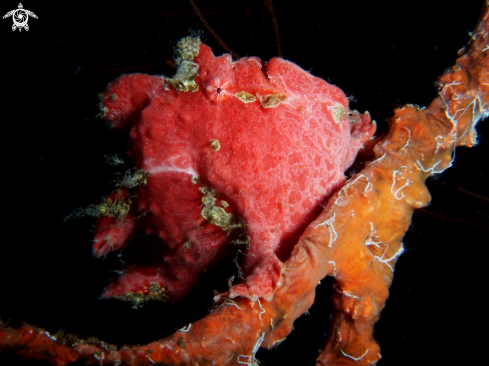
1, 1, 488, 365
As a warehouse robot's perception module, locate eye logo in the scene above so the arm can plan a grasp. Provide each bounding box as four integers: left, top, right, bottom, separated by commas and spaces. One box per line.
3, 3, 38, 32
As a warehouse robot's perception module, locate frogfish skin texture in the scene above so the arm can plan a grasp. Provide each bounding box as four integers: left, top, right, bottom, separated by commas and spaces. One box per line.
95, 36, 375, 303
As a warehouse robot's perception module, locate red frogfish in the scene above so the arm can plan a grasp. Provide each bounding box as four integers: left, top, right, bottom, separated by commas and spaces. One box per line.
93, 35, 375, 305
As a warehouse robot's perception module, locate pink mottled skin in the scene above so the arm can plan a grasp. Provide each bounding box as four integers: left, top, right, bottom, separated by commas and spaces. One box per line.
94, 42, 375, 303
